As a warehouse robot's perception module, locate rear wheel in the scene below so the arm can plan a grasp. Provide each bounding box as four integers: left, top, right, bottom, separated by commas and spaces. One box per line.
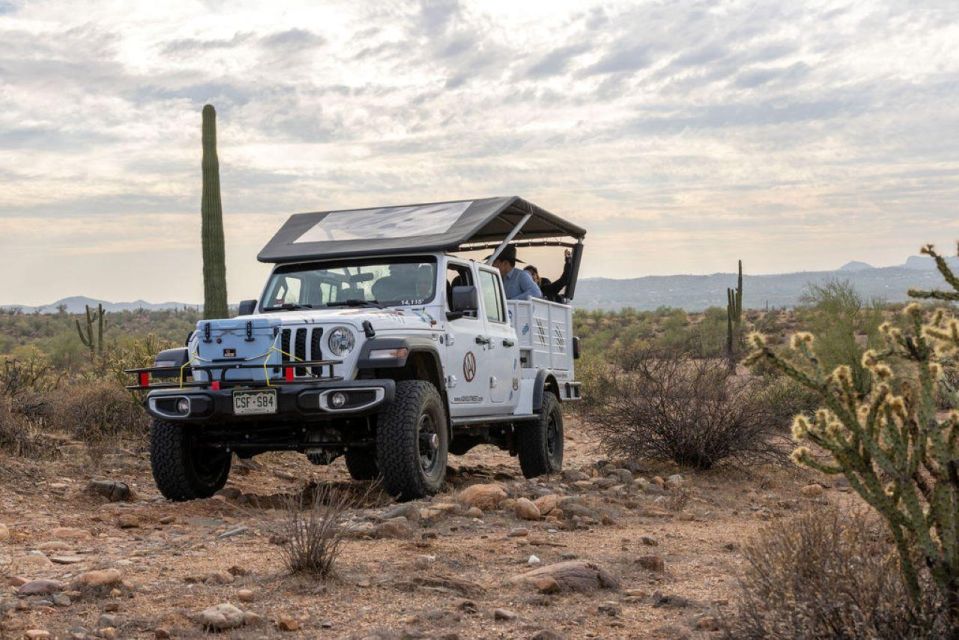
376, 380, 448, 500
516, 391, 564, 478
344, 448, 379, 481
150, 419, 231, 501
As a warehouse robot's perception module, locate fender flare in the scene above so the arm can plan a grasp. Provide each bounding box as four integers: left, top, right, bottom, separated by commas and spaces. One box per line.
532, 369, 559, 411
356, 336, 442, 371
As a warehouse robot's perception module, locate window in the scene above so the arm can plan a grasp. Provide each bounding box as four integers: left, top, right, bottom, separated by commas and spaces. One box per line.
479, 270, 506, 323
261, 257, 437, 310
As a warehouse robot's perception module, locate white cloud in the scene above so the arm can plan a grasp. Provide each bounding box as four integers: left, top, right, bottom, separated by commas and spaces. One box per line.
1, 0, 958, 304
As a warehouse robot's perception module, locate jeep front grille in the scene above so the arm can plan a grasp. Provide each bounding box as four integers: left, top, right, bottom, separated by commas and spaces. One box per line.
276, 327, 324, 377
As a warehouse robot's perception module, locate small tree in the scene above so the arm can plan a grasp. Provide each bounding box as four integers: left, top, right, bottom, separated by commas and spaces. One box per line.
746, 244, 959, 633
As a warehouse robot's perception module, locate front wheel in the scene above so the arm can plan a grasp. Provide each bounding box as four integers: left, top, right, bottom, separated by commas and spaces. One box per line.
376, 380, 448, 500
150, 419, 231, 501
516, 391, 564, 478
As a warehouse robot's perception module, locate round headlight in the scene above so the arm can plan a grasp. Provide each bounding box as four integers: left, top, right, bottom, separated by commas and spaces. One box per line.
327, 326, 355, 357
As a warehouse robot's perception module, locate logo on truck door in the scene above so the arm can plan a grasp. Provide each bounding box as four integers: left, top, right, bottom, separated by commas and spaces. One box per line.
463, 351, 477, 382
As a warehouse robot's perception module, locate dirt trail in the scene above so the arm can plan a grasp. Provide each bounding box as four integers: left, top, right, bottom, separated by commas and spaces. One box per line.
0, 417, 834, 639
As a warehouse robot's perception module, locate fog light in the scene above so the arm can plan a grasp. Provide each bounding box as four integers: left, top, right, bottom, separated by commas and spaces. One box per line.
176, 398, 190, 415
330, 392, 347, 409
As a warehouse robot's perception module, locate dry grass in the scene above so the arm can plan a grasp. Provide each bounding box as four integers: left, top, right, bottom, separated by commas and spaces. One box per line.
725, 508, 949, 639
279, 482, 364, 578
52, 380, 148, 463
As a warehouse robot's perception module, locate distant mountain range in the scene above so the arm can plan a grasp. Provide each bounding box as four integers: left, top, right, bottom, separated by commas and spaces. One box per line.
4, 256, 958, 314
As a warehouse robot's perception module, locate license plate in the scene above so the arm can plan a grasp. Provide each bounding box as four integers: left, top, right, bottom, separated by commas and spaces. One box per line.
233, 390, 277, 415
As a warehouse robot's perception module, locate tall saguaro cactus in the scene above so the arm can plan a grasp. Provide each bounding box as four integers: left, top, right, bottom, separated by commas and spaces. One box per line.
75, 303, 106, 357
201, 104, 228, 320
726, 260, 743, 366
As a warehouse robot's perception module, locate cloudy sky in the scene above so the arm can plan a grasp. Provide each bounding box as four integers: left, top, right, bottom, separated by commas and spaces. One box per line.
1, 0, 958, 305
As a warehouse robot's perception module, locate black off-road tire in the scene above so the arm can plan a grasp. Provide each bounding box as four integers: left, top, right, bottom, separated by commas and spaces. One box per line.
376, 380, 448, 501
150, 419, 231, 501
344, 448, 380, 481
517, 391, 564, 478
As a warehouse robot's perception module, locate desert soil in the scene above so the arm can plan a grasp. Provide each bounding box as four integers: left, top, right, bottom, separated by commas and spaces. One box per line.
0, 416, 837, 640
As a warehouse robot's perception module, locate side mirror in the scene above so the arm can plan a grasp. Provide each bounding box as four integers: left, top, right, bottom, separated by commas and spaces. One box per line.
238, 299, 257, 316
448, 285, 478, 320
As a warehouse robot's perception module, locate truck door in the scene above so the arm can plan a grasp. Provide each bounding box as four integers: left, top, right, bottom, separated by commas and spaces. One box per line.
443, 260, 492, 417
476, 266, 520, 409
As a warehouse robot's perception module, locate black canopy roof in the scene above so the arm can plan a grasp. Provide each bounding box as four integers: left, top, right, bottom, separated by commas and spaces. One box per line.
257, 196, 586, 264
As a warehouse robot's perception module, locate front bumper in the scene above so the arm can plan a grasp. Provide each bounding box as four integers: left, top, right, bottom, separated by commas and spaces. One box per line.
145, 379, 395, 423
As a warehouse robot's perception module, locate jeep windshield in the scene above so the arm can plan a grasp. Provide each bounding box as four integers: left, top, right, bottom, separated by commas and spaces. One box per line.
261, 256, 437, 311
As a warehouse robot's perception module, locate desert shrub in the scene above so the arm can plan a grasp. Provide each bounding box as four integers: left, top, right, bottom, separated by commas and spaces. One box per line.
756, 373, 821, 429
279, 483, 358, 577
798, 280, 883, 396
53, 380, 148, 462
581, 348, 786, 469
725, 509, 947, 639
0, 394, 47, 458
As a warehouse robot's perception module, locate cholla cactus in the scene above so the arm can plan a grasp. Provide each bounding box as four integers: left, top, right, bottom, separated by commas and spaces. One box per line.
746, 245, 959, 628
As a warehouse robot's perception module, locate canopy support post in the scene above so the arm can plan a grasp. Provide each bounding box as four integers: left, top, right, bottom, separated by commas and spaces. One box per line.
485, 213, 532, 265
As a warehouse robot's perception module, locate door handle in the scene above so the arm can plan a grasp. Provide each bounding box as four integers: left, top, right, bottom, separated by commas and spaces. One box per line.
475, 335, 491, 345
502, 339, 515, 347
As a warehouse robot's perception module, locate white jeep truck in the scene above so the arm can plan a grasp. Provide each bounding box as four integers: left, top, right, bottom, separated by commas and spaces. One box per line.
130, 197, 585, 501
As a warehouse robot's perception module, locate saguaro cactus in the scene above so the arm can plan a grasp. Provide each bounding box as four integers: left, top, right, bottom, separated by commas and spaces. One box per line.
201, 104, 228, 320
75, 303, 106, 357
726, 260, 743, 366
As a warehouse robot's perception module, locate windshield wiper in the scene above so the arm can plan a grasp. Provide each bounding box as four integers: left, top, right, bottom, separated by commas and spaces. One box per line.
325, 299, 382, 308
262, 303, 314, 312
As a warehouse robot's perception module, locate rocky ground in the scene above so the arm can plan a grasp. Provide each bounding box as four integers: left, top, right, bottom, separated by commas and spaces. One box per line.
0, 417, 838, 640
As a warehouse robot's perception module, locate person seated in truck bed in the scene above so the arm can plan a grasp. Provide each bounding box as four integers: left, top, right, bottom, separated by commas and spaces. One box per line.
490, 245, 542, 301
525, 248, 572, 302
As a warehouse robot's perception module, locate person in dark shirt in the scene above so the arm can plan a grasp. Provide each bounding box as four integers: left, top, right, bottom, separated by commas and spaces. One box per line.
525, 249, 572, 302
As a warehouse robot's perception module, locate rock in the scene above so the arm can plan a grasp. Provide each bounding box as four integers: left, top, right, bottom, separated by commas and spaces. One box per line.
493, 608, 517, 621
533, 576, 561, 594
464, 507, 483, 519
641, 536, 658, 546
86, 479, 135, 502
382, 503, 421, 523
457, 484, 507, 510
637, 555, 665, 572
608, 469, 633, 484
13, 555, 53, 572
598, 601, 621, 616
665, 474, 685, 489
74, 569, 122, 589
343, 522, 375, 539
527, 555, 541, 566
154, 628, 171, 639
800, 484, 824, 498
649, 590, 692, 608
97, 614, 119, 628
511, 560, 620, 593
277, 616, 301, 631
0, 522, 9, 541
561, 469, 588, 482
52, 593, 71, 607
100, 627, 118, 639
37, 541, 71, 552
514, 498, 541, 521
243, 611, 263, 626
533, 494, 559, 515
50, 527, 91, 540
374, 517, 413, 539
237, 589, 255, 602
24, 631, 51, 640
197, 603, 246, 631
218, 526, 249, 539
159, 516, 175, 525
50, 555, 84, 565
117, 514, 139, 529
18, 580, 63, 596
508, 527, 529, 537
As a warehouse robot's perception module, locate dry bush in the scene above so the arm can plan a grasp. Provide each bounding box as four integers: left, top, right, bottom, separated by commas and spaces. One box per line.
725, 508, 949, 639
581, 349, 787, 469
756, 373, 821, 428
279, 483, 360, 578
53, 380, 148, 462
0, 394, 47, 458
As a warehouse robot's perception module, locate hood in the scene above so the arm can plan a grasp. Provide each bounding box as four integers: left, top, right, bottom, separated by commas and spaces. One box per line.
236, 306, 440, 332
